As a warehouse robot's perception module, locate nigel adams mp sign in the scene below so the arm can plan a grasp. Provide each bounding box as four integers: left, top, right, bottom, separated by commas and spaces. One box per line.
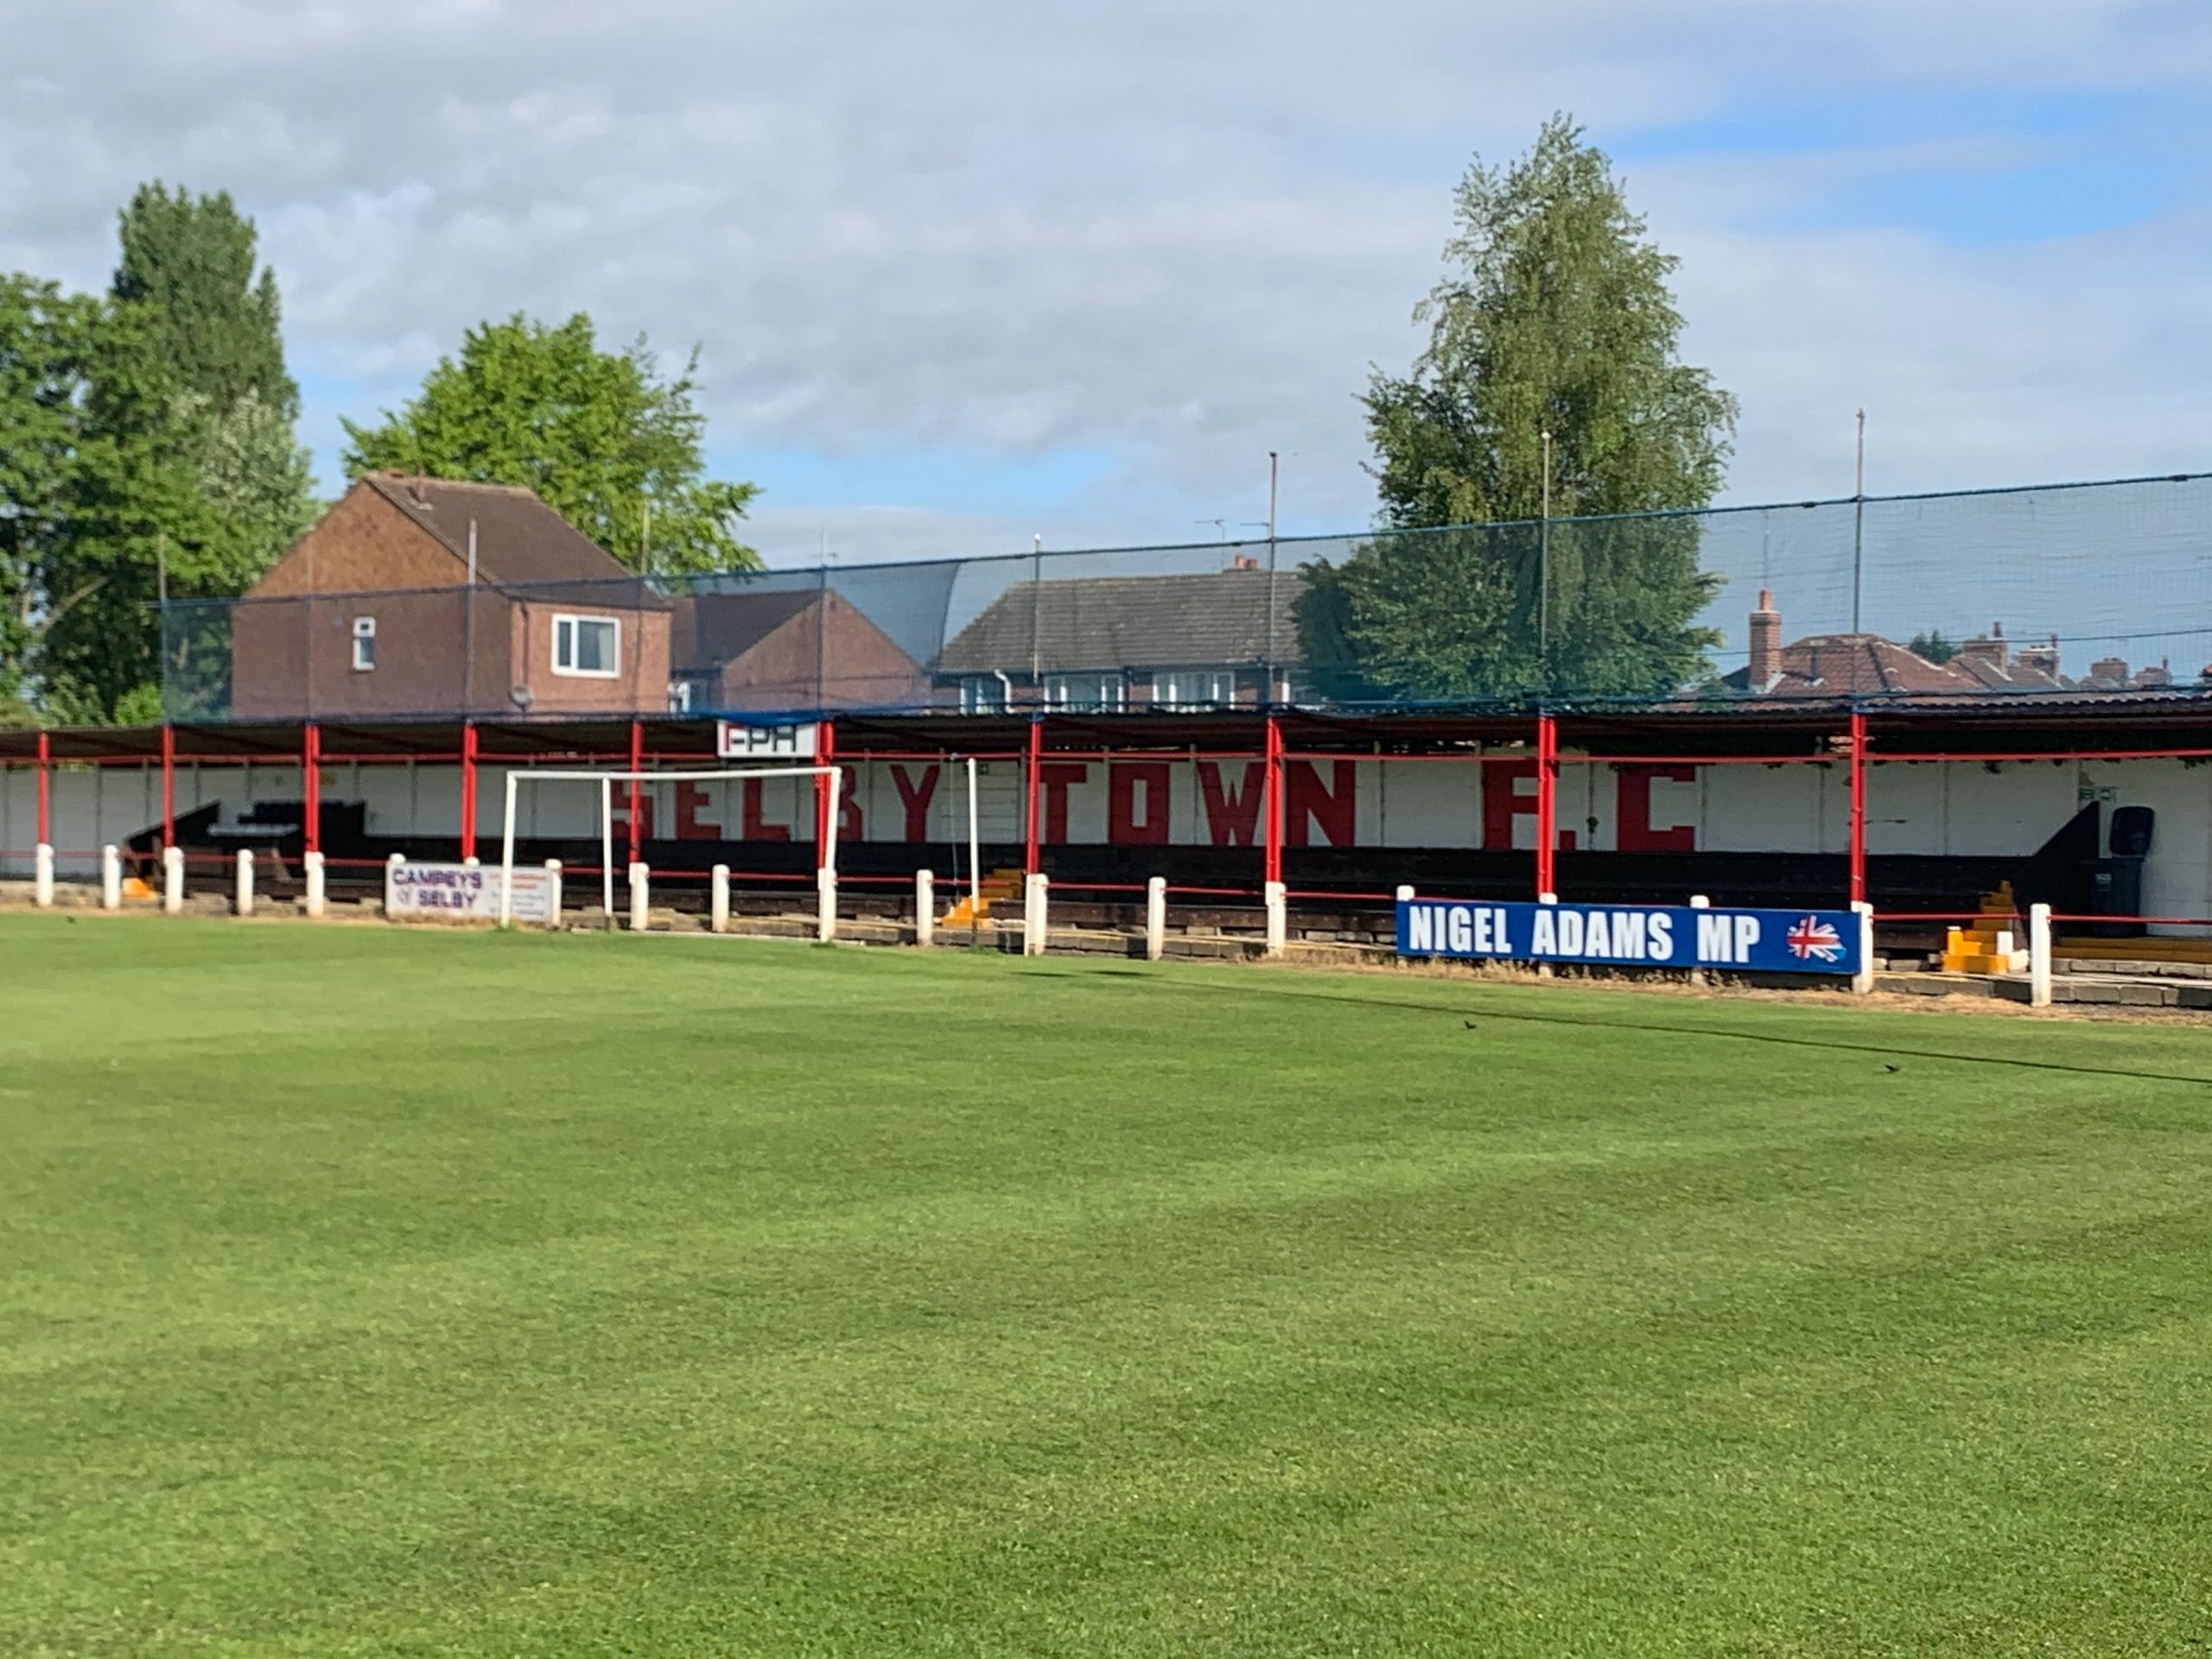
1395, 898, 1864, 976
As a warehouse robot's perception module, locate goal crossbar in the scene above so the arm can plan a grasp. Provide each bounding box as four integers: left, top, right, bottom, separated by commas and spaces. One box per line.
499, 765, 842, 926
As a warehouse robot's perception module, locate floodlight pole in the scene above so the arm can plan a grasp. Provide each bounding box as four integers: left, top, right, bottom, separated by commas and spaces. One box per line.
1539, 429, 1552, 677
1852, 409, 1866, 634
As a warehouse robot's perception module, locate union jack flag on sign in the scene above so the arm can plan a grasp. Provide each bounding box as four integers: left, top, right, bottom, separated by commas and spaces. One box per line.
1786, 915, 1845, 963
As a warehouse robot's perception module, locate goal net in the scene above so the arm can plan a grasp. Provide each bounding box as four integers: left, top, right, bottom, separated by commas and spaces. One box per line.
497, 765, 844, 926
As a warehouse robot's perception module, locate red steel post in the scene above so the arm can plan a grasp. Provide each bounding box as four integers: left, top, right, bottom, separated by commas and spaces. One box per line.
160, 723, 176, 849
1262, 714, 1284, 887
35, 730, 50, 847
1848, 709, 1868, 906
1534, 711, 1558, 898
814, 718, 837, 868
302, 721, 321, 856
1024, 717, 1043, 875
627, 718, 645, 866
460, 721, 480, 861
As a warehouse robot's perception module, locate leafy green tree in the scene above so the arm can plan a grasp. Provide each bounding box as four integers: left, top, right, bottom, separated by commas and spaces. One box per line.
1300, 115, 1737, 704
0, 276, 87, 707
113, 183, 297, 416
343, 314, 760, 575
1908, 630, 1958, 664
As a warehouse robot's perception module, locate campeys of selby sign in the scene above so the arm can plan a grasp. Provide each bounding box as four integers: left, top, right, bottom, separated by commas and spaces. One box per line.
387, 861, 554, 924
1395, 897, 1865, 976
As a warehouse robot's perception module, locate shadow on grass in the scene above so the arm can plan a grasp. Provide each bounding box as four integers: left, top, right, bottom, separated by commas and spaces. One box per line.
1028, 966, 2212, 1089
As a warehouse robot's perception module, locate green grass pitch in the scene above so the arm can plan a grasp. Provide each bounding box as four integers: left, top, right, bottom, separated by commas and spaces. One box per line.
5, 913, 2212, 1656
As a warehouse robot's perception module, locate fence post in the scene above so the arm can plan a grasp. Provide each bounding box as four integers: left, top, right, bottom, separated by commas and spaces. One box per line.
1024, 871, 1049, 956
34, 843, 54, 908
1536, 889, 1556, 978
544, 859, 563, 927
816, 865, 837, 944
1264, 880, 1287, 958
100, 844, 122, 910
1688, 894, 1709, 986
1851, 899, 1875, 995
2029, 902, 2053, 1008
1146, 875, 1167, 961
163, 844, 184, 914
304, 850, 326, 918
235, 849, 254, 918
915, 868, 934, 946
384, 852, 404, 919
629, 861, 651, 932
709, 863, 729, 933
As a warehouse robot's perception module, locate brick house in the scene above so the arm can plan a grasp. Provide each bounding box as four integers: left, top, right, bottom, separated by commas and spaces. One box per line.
1723, 591, 2072, 697
669, 588, 931, 715
935, 563, 1305, 712
230, 474, 669, 720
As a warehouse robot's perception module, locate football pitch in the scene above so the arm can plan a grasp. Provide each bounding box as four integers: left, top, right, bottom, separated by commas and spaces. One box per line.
7, 915, 2212, 1656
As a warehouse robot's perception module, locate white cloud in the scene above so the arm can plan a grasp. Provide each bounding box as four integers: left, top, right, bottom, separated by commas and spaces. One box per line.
2, 0, 2209, 560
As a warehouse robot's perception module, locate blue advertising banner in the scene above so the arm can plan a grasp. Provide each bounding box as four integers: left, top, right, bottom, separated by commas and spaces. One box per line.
1395, 898, 1864, 976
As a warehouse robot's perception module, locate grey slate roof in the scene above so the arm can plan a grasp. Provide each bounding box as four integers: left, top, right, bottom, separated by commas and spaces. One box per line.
936, 569, 1306, 676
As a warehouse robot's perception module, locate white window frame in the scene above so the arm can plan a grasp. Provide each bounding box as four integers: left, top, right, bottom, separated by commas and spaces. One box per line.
1153, 669, 1236, 711
960, 676, 1006, 714
351, 616, 376, 673
1045, 671, 1126, 713
553, 613, 621, 679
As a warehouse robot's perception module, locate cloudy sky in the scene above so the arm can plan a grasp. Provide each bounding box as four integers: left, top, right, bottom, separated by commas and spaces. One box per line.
5, 0, 2209, 567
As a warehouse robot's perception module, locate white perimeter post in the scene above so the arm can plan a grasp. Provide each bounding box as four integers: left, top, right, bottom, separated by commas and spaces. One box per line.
816, 765, 842, 944
234, 849, 254, 917
1264, 879, 1288, 959
385, 852, 404, 918
1851, 899, 1875, 995
544, 860, 563, 927
965, 756, 982, 913
162, 845, 184, 914
629, 861, 651, 932
304, 850, 326, 918
33, 843, 54, 908
1536, 890, 1557, 978
1146, 875, 1167, 961
601, 777, 616, 926
914, 869, 934, 946
1024, 872, 1049, 956
99, 844, 122, 910
710, 864, 730, 933
2029, 902, 2053, 1008
1688, 894, 1709, 986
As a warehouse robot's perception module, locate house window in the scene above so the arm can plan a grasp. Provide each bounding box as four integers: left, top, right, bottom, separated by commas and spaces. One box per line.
351, 616, 376, 672
667, 680, 695, 715
553, 613, 620, 678
1153, 670, 1236, 710
1046, 672, 1126, 712
960, 676, 1007, 714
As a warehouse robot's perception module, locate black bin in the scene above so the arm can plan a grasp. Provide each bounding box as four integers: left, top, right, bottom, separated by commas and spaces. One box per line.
2083, 857, 2146, 938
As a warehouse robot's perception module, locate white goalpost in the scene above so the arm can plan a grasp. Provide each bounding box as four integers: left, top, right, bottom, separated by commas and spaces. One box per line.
498, 766, 843, 930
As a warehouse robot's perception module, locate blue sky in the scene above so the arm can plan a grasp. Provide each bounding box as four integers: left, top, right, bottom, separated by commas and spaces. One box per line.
6, 0, 2210, 569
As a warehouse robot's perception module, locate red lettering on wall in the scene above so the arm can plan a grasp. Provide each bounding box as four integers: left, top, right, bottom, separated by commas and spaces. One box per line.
1616, 764, 1697, 853
613, 793, 656, 842
1286, 760, 1357, 849
838, 764, 862, 840
741, 778, 791, 842
1108, 762, 1172, 844
1482, 758, 1537, 851
1198, 760, 1266, 847
891, 765, 939, 843
674, 780, 720, 841
1038, 762, 1090, 844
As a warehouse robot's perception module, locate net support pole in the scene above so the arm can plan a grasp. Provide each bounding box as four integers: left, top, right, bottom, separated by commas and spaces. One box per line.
1146, 875, 1166, 961
710, 863, 730, 933
302, 721, 321, 858
813, 719, 837, 871
100, 844, 122, 910
627, 720, 645, 868
1262, 714, 1284, 891
460, 721, 479, 862
914, 868, 934, 946
1847, 709, 1869, 907
1024, 717, 1042, 877
160, 723, 175, 852
162, 844, 184, 914
2029, 902, 2053, 1007
1534, 711, 1558, 901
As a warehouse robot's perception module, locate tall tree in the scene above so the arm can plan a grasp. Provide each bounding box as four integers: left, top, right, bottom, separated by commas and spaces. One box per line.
1300, 116, 1738, 703
343, 314, 760, 575
112, 183, 297, 416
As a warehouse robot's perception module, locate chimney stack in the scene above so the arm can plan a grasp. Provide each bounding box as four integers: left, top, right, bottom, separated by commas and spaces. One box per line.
1748, 589, 1782, 686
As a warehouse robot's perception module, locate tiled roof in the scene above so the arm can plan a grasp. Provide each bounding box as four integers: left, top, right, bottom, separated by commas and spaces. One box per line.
360, 474, 638, 589
937, 569, 1306, 675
